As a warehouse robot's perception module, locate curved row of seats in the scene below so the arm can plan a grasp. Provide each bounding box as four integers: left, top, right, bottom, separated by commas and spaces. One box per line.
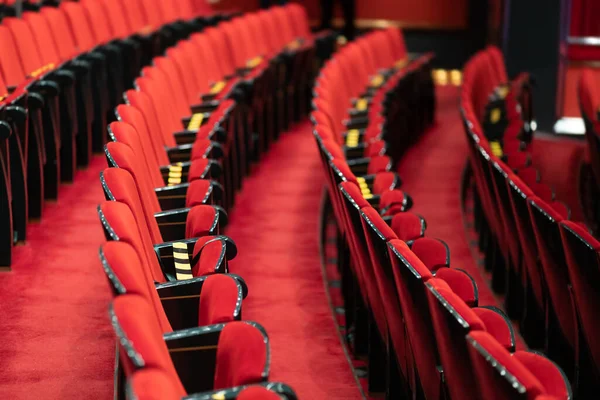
312, 33, 571, 399
86, 2, 335, 399
0, 0, 227, 267
579, 70, 600, 231
462, 47, 600, 397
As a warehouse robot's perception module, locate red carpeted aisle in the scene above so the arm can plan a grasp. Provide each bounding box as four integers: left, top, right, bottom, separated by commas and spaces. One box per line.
225, 121, 364, 399
0, 156, 114, 399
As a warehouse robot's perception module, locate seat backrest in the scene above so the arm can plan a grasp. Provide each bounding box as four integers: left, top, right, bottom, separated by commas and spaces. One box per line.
110, 294, 186, 390
560, 220, 600, 372
387, 239, 442, 400
104, 137, 163, 243
136, 74, 180, 145
390, 212, 426, 242
466, 331, 545, 400
426, 278, 485, 400
40, 6, 80, 61
0, 26, 27, 87
124, 89, 173, 163
127, 368, 184, 400
115, 104, 165, 187
60, 1, 97, 53
98, 198, 166, 285
22, 11, 61, 66
3, 17, 44, 75
119, 0, 148, 34
528, 197, 576, 347
339, 182, 388, 336
100, 241, 172, 332
81, 0, 114, 45
213, 321, 270, 389
360, 207, 410, 378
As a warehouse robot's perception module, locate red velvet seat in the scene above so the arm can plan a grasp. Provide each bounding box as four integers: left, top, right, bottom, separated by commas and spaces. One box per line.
110, 294, 270, 394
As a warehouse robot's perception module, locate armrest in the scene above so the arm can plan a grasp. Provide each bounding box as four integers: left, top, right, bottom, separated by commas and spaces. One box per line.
344, 116, 369, 130
156, 273, 247, 331
155, 204, 226, 242
155, 183, 190, 210
156, 273, 248, 299
154, 237, 199, 281
166, 143, 193, 163
173, 130, 197, 145
182, 112, 209, 131
343, 142, 367, 159
348, 108, 368, 119
164, 324, 226, 393
190, 100, 220, 114
154, 207, 198, 243
347, 157, 371, 175
183, 382, 298, 400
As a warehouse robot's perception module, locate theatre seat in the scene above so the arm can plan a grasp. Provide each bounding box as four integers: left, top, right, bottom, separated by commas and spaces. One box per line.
99, 241, 246, 330
98, 201, 236, 282
110, 294, 270, 394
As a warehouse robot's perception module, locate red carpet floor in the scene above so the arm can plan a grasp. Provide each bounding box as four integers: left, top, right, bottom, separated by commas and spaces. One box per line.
0, 156, 114, 399
225, 121, 364, 399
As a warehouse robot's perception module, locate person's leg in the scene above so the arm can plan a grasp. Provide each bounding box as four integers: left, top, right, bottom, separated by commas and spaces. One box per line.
340, 0, 356, 39
320, 0, 334, 30
278, 0, 288, 5
259, 0, 270, 9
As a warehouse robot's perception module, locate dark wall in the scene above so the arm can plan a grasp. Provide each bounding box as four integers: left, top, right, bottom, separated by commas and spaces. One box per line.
502, 0, 568, 131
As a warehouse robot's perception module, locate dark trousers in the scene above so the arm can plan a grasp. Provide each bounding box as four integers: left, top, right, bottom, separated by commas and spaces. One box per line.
259, 0, 287, 9
320, 0, 356, 39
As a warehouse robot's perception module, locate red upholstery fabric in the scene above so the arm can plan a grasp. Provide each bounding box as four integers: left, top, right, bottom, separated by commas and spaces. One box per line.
213, 322, 268, 389
434, 268, 477, 307
185, 179, 213, 208
372, 172, 397, 194
472, 307, 514, 351
99, 201, 166, 283
367, 155, 392, 174
513, 351, 571, 399
411, 238, 449, 271
467, 331, 545, 400
390, 212, 426, 241
191, 237, 227, 276
111, 295, 185, 393
198, 275, 241, 325
427, 278, 485, 400
185, 206, 218, 239
129, 368, 183, 400
101, 241, 172, 332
